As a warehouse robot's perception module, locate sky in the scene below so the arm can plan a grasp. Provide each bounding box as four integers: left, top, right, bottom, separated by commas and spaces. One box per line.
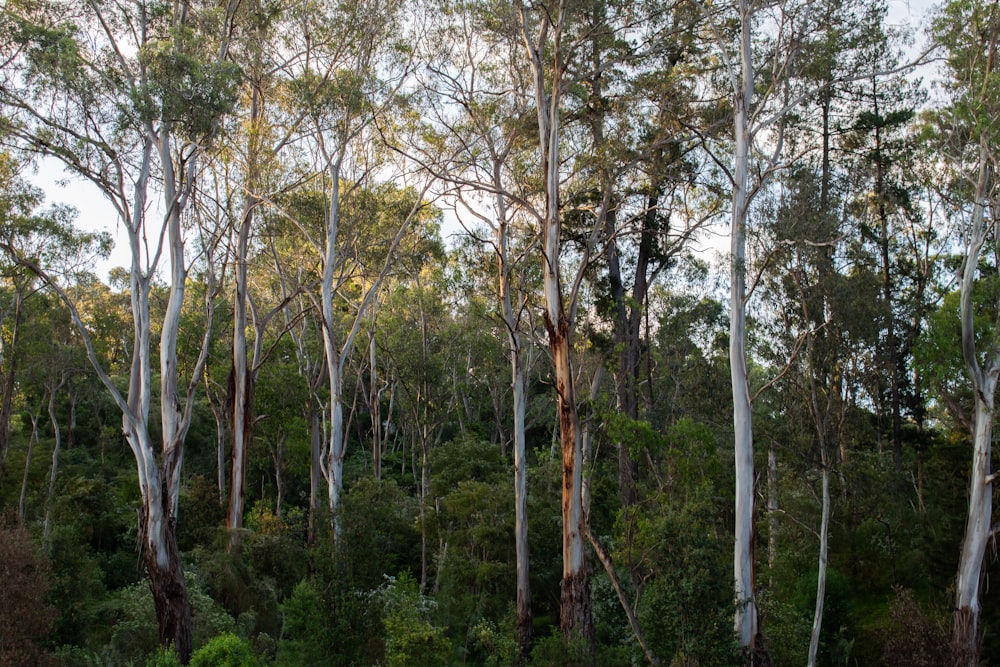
27, 0, 938, 286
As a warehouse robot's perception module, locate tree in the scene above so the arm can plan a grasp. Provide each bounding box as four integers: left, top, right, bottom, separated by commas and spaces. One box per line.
418, 5, 542, 653
0, 1, 239, 660
517, 0, 598, 646
931, 0, 1000, 661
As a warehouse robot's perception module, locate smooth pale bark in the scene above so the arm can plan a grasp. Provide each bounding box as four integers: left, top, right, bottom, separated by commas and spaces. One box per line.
493, 191, 533, 659
807, 467, 831, 667
954, 134, 994, 667
18, 410, 40, 524
317, 165, 431, 533
43, 378, 66, 541
731, 0, 759, 651
227, 17, 267, 548
369, 324, 382, 480
0, 4, 227, 657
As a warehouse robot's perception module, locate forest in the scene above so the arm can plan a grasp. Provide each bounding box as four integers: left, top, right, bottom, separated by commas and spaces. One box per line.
0, 0, 996, 665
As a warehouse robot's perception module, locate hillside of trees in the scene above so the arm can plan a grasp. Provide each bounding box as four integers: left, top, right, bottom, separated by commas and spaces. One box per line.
0, 0, 997, 665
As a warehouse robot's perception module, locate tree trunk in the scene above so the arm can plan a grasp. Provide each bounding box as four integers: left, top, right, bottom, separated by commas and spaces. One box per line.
732, 0, 760, 654
370, 327, 382, 480
767, 446, 778, 584
325, 385, 345, 536
807, 467, 831, 667
143, 470, 192, 665
0, 288, 23, 475
953, 396, 992, 666
227, 47, 263, 549
551, 324, 592, 644
43, 382, 64, 541
512, 359, 532, 661
308, 403, 323, 547
953, 133, 994, 667
18, 410, 40, 524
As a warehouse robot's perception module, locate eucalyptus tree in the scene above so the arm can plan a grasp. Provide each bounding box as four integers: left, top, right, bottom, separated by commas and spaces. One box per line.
0, 1, 239, 660
288, 0, 432, 534
216, 0, 326, 549
699, 0, 802, 653
417, 4, 542, 654
931, 0, 1000, 662
697, 0, 857, 654
516, 0, 603, 645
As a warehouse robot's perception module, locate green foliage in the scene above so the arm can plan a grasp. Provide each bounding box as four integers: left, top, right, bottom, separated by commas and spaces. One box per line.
791, 568, 856, 666
338, 477, 421, 590
139, 25, 241, 142
374, 572, 452, 667
276, 580, 334, 666
104, 571, 235, 665
189, 633, 260, 667
466, 618, 516, 666
145, 646, 181, 667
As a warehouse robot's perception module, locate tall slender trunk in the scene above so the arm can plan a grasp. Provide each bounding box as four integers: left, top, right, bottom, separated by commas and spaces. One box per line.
512, 358, 532, 660
228, 41, 264, 548
43, 381, 64, 541
732, 0, 760, 654
495, 183, 533, 660
872, 83, 903, 470
308, 402, 323, 547
520, 2, 592, 646
807, 467, 831, 667
952, 131, 994, 667
18, 410, 40, 524
766, 446, 778, 585
370, 326, 382, 480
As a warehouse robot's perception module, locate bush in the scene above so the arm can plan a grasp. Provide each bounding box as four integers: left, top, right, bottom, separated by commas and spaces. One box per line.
190, 633, 260, 667
375, 572, 452, 667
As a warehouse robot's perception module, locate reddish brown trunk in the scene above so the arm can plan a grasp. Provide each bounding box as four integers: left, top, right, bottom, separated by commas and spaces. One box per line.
549, 318, 593, 648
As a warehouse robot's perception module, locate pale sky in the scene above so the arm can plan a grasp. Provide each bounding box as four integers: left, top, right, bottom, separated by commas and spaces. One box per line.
28, 0, 939, 286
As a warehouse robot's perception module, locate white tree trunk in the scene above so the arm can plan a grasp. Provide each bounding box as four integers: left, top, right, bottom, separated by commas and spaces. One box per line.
43, 380, 65, 541
18, 410, 40, 524
731, 0, 759, 650
807, 467, 831, 667
954, 133, 995, 666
